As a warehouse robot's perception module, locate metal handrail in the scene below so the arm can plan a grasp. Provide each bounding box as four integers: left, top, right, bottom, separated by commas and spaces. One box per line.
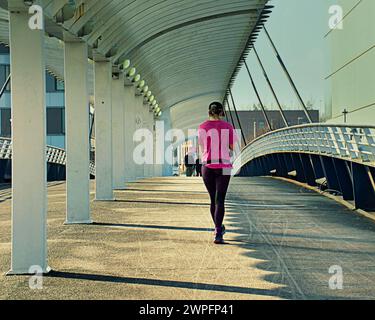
0, 137, 96, 176
234, 124, 375, 172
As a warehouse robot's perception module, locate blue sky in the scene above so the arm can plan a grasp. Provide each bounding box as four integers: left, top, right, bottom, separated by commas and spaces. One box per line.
232, 0, 332, 117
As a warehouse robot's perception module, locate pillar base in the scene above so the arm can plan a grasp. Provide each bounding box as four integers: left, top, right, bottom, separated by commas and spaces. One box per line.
64, 220, 93, 225
6, 266, 52, 276
94, 198, 116, 202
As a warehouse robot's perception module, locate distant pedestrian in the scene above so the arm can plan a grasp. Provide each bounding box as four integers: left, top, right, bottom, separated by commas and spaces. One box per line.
184, 152, 195, 177
198, 102, 237, 244
195, 158, 202, 177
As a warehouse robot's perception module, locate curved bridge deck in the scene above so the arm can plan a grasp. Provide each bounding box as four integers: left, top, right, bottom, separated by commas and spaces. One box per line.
1, 177, 375, 299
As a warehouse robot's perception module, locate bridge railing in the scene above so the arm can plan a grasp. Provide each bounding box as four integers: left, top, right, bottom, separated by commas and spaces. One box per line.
234, 124, 375, 212
0, 137, 12, 160
235, 124, 375, 169
0, 137, 96, 177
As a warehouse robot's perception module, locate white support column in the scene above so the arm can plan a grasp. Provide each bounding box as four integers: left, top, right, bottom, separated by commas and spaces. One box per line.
153, 116, 159, 176
161, 109, 174, 176
64, 41, 91, 224
8, 11, 49, 274
147, 108, 155, 177
124, 85, 137, 182
135, 96, 145, 179
112, 74, 126, 189
94, 61, 114, 200
143, 103, 150, 178
154, 117, 164, 177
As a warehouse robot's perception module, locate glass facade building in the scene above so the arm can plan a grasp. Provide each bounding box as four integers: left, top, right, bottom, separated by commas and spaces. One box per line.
0, 43, 66, 148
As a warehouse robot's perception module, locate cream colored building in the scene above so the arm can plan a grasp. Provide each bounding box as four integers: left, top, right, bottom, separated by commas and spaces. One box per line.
325, 0, 375, 125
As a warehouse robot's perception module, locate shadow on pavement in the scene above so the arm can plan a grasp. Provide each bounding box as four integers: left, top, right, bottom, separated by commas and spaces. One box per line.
93, 222, 213, 233
46, 270, 292, 299
114, 199, 210, 207
224, 177, 375, 300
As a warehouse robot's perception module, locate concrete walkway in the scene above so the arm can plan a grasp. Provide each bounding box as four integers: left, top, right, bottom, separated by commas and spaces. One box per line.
1, 177, 375, 300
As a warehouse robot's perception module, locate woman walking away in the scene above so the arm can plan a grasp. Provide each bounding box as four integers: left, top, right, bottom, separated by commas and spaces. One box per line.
198, 102, 237, 244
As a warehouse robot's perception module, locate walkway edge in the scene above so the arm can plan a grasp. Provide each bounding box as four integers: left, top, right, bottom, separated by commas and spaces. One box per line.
270, 176, 375, 224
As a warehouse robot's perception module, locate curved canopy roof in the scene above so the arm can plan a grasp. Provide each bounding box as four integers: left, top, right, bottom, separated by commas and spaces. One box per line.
0, 0, 272, 130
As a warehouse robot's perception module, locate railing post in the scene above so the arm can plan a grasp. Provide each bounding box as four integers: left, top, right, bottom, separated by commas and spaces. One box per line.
333, 159, 354, 201
320, 156, 342, 192
299, 154, 317, 187
290, 153, 307, 183
352, 163, 375, 211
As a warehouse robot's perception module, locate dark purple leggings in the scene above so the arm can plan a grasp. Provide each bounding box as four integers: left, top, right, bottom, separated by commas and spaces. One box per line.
202, 166, 231, 229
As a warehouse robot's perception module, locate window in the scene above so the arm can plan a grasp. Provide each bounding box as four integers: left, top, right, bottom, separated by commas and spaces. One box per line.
46, 73, 65, 92
0, 108, 11, 137
0, 65, 10, 92
56, 79, 64, 91
47, 108, 65, 135
4, 65, 10, 91
46, 73, 55, 92
89, 113, 95, 139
